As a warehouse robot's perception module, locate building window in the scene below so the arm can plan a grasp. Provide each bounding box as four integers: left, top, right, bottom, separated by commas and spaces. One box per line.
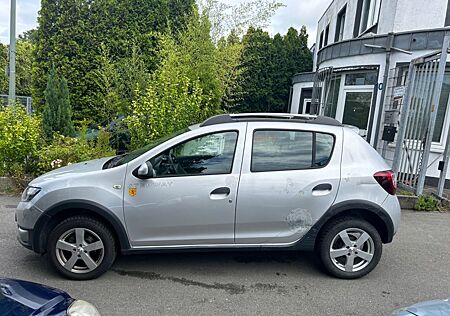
354, 0, 381, 37
319, 31, 324, 49
324, 24, 330, 46
345, 71, 378, 86
335, 5, 346, 42
324, 76, 341, 118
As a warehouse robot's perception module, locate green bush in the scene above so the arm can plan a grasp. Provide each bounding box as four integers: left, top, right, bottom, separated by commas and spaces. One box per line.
33, 131, 115, 175
414, 195, 442, 212
0, 106, 42, 177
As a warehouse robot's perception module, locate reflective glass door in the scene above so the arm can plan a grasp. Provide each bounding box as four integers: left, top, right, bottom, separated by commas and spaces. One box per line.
338, 89, 373, 138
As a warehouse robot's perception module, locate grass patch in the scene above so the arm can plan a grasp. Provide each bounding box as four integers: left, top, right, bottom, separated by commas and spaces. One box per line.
414, 195, 445, 212
397, 189, 415, 196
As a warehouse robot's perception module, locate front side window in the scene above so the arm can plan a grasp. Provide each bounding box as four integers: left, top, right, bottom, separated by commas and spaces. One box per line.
150, 131, 238, 177
251, 130, 335, 172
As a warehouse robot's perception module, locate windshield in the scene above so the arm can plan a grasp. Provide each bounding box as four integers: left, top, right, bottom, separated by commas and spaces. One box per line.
107, 128, 190, 168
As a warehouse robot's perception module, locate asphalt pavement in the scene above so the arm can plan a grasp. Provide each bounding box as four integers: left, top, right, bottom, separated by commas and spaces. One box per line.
1, 194, 450, 315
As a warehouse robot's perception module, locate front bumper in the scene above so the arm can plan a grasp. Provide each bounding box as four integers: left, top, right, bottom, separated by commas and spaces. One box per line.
16, 226, 33, 250
16, 201, 44, 230
16, 201, 47, 253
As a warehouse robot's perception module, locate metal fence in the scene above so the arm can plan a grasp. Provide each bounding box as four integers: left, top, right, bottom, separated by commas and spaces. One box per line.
0, 95, 33, 113
392, 34, 450, 196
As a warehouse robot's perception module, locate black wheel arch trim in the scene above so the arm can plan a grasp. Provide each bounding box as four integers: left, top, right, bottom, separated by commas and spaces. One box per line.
294, 200, 395, 251
32, 200, 131, 253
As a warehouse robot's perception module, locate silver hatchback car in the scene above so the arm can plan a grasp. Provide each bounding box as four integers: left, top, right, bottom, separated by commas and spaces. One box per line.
16, 113, 400, 280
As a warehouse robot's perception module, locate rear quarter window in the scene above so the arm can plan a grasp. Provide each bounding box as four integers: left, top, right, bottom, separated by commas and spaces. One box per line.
251, 129, 335, 172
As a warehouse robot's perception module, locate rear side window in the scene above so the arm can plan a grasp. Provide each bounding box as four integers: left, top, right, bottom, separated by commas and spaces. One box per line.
315, 133, 334, 167
251, 130, 335, 172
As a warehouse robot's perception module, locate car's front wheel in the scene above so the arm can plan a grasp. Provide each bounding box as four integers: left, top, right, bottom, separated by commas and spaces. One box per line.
47, 216, 116, 280
317, 217, 382, 279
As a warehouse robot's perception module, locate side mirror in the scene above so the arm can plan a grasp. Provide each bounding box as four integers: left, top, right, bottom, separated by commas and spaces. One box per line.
134, 161, 155, 179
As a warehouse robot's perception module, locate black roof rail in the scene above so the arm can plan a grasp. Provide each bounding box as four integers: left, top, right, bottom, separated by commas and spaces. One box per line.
199, 113, 342, 127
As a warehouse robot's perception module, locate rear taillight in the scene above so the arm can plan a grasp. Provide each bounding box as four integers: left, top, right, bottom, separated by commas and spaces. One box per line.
374, 170, 397, 195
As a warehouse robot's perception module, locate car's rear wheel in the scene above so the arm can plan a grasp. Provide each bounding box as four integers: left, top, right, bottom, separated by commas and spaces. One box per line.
317, 217, 382, 279
47, 216, 116, 280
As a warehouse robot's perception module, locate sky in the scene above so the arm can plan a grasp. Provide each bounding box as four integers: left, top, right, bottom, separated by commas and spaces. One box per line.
0, 0, 330, 47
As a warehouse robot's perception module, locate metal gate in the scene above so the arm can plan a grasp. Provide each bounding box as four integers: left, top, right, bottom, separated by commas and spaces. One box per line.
392, 35, 450, 195
311, 67, 333, 115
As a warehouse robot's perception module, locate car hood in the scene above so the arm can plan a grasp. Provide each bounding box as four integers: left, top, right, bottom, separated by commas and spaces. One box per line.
392, 298, 450, 316
0, 278, 73, 315
30, 156, 114, 185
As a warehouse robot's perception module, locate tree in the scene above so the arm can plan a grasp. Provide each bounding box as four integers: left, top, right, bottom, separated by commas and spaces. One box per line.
199, 0, 284, 43
231, 26, 313, 113
216, 31, 245, 110
0, 39, 34, 97
126, 35, 206, 148
0, 44, 7, 95
176, 10, 222, 113
43, 66, 74, 138
32, 0, 196, 123
233, 27, 273, 113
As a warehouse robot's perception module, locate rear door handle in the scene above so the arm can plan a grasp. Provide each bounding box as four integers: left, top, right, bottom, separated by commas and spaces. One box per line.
312, 183, 332, 196
313, 183, 332, 191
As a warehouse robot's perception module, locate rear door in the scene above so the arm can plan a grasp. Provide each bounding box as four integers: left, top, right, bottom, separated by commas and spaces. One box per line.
235, 122, 342, 245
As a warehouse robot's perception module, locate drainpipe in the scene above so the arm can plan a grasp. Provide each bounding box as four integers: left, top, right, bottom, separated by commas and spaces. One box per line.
372, 32, 394, 149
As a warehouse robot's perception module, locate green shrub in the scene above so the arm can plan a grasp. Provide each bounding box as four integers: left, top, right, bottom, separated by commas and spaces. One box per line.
42, 66, 74, 138
415, 195, 442, 212
33, 131, 115, 175
0, 106, 42, 177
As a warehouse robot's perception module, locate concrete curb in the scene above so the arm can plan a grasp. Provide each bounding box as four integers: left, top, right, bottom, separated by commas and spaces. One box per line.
397, 195, 418, 210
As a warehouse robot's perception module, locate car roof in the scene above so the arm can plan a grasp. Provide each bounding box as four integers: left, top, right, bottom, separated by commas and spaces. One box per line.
199, 113, 342, 128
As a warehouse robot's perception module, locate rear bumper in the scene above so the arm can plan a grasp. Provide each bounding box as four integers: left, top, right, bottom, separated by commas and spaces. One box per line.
382, 194, 401, 235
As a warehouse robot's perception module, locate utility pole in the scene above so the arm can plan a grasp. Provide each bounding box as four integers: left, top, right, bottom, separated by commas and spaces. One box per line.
8, 0, 16, 106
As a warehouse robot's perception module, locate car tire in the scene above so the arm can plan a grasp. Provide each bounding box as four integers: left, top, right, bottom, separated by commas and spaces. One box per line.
316, 217, 382, 279
47, 216, 116, 280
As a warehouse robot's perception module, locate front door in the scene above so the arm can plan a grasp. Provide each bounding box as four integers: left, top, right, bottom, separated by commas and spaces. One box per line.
235, 122, 342, 245
123, 127, 245, 247
337, 88, 373, 138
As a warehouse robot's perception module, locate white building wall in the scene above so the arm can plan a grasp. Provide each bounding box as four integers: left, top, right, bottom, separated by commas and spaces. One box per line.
391, 0, 447, 33
315, 0, 356, 69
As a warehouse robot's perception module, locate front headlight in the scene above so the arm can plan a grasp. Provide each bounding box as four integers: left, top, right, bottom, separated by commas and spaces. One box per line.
21, 186, 41, 202
67, 300, 101, 316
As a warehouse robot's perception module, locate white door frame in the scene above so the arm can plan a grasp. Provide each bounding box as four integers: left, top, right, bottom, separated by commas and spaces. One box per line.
336, 85, 374, 136
302, 98, 312, 114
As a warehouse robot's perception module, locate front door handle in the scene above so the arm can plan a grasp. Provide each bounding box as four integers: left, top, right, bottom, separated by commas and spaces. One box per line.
312, 183, 332, 196
210, 187, 231, 196
210, 187, 231, 200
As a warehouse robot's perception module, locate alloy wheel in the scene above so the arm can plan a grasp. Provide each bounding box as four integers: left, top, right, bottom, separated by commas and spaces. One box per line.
329, 228, 375, 273
55, 228, 105, 274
